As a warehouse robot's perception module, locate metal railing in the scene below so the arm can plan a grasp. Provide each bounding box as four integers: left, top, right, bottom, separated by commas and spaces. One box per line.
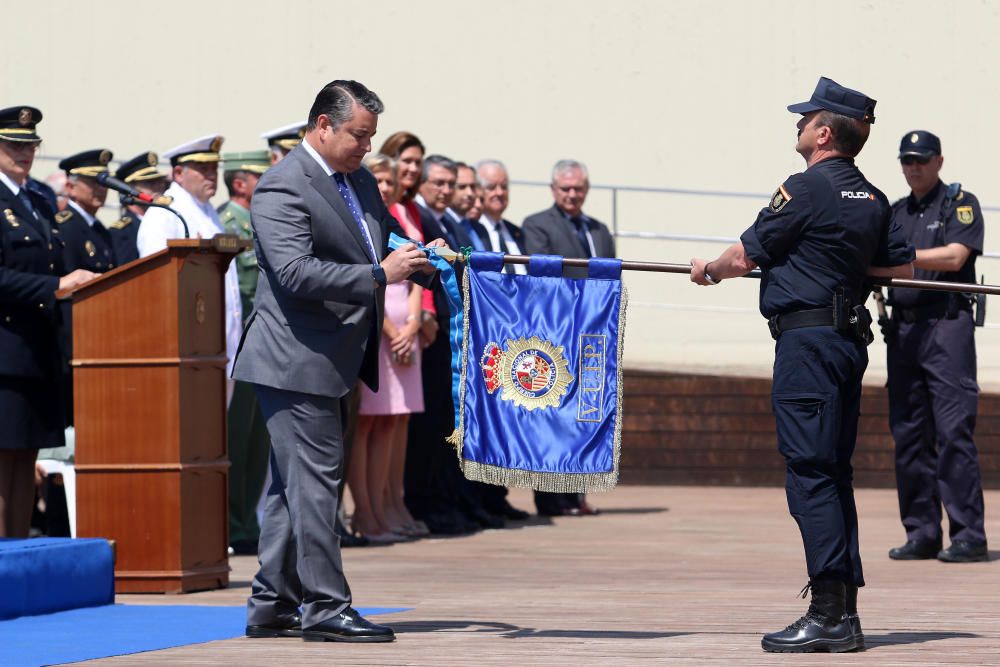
511, 179, 1000, 258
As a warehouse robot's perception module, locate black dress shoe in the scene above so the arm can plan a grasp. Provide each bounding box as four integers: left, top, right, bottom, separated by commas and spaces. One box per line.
495, 501, 530, 521
246, 613, 303, 638
335, 519, 370, 547
938, 540, 989, 563
302, 607, 395, 643
422, 511, 479, 535
761, 613, 856, 653
229, 539, 258, 556
464, 506, 506, 529
888, 539, 941, 560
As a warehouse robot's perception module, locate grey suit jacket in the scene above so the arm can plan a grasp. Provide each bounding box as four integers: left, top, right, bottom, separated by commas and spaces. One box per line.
521, 205, 616, 278
231, 144, 410, 397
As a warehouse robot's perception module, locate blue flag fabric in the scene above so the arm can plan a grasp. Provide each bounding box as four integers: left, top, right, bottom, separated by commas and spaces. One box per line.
449, 252, 628, 492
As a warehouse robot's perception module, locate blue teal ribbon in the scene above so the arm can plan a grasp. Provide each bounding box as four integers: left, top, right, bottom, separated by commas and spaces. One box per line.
388, 233, 464, 431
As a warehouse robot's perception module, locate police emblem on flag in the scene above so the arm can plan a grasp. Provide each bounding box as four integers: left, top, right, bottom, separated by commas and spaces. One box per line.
480, 336, 573, 410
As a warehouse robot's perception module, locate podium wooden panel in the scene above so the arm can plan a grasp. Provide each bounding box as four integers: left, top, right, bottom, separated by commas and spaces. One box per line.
64, 237, 244, 593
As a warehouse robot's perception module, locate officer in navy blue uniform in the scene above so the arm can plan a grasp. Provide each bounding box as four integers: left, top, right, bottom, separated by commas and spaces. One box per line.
885, 131, 989, 563
106, 151, 169, 265
55, 150, 116, 425
691, 77, 914, 653
0, 106, 96, 537
56, 149, 116, 273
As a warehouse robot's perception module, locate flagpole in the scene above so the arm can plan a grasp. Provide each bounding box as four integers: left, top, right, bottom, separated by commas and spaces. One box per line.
488, 254, 1000, 297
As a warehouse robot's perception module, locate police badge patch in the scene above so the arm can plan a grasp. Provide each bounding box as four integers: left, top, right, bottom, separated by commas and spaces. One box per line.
770, 184, 792, 212
481, 336, 574, 411
956, 206, 974, 225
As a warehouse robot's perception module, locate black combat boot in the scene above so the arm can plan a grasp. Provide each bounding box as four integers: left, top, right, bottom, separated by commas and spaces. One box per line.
845, 583, 865, 651
761, 579, 856, 653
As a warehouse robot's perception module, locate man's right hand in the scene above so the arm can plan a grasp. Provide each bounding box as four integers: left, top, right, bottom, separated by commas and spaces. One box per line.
381, 243, 429, 284
58, 269, 99, 292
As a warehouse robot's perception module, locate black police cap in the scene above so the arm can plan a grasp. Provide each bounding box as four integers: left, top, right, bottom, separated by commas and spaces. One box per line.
0, 106, 43, 143
59, 149, 113, 177
898, 130, 941, 159
115, 151, 167, 183
787, 76, 877, 124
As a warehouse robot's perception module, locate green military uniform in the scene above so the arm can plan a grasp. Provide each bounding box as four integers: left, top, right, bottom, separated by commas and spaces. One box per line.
218, 150, 270, 553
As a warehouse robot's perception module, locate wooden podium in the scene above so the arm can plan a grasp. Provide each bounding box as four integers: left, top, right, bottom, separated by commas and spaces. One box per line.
63, 236, 246, 593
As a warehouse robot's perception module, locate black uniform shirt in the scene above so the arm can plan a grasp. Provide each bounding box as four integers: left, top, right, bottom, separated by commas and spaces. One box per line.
56, 201, 116, 272
888, 180, 983, 308
741, 156, 913, 319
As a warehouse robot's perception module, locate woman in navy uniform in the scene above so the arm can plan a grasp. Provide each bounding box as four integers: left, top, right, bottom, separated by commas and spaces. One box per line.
0, 106, 95, 537
691, 78, 914, 653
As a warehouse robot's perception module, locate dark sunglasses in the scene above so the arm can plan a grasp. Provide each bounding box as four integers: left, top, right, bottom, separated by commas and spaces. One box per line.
900, 155, 933, 166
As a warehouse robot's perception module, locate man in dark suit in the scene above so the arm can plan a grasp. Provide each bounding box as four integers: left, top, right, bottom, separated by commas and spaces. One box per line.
469, 159, 527, 275
232, 80, 441, 644
410, 155, 508, 532
522, 159, 615, 516
462, 159, 535, 520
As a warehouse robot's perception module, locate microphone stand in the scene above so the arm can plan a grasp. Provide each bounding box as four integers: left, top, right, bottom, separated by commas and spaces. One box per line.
121, 194, 190, 239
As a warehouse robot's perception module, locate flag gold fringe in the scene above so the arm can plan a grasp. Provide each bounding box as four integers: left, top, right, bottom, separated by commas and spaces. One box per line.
448, 271, 629, 494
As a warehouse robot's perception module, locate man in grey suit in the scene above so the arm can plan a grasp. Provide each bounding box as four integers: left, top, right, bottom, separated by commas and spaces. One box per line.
522, 159, 616, 279
233, 80, 442, 643
522, 159, 615, 517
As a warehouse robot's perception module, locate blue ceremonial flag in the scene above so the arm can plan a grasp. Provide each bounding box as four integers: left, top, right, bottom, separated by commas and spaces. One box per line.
448, 252, 628, 492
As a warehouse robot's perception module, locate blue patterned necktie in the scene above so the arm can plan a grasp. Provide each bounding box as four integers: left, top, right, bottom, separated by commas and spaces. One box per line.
332, 173, 376, 262
571, 216, 593, 258
16, 188, 37, 219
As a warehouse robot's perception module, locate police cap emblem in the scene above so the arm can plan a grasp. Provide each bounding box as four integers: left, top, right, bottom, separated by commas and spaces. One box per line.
99, 150, 112, 165
18, 108, 31, 126
147, 152, 158, 166
910, 133, 919, 143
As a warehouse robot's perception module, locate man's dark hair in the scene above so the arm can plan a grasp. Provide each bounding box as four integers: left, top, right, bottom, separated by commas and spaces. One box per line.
816, 111, 871, 157
223, 170, 246, 195
421, 154, 457, 182
307, 80, 384, 131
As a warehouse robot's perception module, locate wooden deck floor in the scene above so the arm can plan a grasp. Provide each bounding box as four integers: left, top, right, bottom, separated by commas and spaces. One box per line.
92, 485, 998, 666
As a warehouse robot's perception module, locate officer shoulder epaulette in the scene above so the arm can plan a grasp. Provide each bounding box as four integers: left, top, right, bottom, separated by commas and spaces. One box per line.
55, 210, 73, 224
107, 216, 132, 230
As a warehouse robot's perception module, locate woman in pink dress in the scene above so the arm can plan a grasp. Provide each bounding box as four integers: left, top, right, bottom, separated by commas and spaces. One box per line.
347, 154, 427, 542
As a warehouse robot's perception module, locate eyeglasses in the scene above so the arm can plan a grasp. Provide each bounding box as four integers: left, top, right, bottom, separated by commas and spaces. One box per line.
427, 178, 455, 189
900, 155, 933, 166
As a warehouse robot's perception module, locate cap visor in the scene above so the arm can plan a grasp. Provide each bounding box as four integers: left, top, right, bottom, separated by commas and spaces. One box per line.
898, 150, 936, 159
787, 101, 822, 114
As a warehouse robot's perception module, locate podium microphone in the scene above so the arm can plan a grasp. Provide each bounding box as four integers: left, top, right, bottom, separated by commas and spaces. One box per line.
100, 172, 190, 239
96, 172, 172, 207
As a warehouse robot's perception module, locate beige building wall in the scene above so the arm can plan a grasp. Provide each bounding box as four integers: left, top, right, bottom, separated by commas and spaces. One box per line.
5, 0, 1000, 382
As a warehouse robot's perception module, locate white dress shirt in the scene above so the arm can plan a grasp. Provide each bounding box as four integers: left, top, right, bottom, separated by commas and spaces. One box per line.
301, 138, 378, 260
479, 214, 527, 275
137, 181, 243, 386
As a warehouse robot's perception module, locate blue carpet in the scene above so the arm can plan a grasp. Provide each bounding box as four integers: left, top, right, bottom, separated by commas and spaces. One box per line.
0, 604, 411, 667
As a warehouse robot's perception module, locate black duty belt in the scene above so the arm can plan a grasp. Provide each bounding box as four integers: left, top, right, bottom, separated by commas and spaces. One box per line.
768, 308, 833, 340
894, 302, 970, 324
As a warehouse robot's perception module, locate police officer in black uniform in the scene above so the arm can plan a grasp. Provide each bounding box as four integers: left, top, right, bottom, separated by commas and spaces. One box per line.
0, 106, 95, 536
55, 150, 115, 425
57, 149, 116, 273
106, 151, 169, 265
691, 77, 914, 653
885, 131, 989, 563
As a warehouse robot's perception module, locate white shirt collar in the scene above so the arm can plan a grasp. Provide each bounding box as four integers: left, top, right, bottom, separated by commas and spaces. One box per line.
302, 137, 334, 177
415, 194, 446, 222
68, 199, 98, 227
0, 171, 23, 196
480, 213, 503, 230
